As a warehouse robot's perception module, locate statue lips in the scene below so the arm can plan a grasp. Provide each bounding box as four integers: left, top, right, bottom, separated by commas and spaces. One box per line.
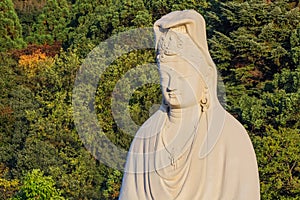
168, 92, 177, 98
167, 91, 182, 101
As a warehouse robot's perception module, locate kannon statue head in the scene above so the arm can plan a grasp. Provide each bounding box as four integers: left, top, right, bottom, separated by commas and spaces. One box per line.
154, 10, 220, 113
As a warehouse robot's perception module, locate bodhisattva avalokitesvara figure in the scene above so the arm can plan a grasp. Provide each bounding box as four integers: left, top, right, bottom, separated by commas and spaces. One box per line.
119, 10, 260, 200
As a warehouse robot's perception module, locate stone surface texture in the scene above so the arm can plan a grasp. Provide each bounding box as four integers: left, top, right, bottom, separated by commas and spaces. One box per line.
119, 10, 260, 200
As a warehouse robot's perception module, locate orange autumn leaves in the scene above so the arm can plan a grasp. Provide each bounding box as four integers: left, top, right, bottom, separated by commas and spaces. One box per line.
18, 49, 54, 76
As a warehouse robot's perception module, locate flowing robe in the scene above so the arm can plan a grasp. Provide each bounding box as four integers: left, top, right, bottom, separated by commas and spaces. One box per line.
119, 106, 260, 200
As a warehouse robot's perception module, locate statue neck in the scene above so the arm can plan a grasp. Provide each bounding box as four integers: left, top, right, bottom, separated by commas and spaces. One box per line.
167, 104, 202, 124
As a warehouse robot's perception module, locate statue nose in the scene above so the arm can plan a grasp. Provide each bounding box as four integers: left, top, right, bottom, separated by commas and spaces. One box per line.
166, 87, 173, 92
167, 78, 176, 92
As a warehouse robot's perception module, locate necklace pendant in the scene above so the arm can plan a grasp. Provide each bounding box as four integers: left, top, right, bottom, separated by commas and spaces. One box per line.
170, 155, 177, 169
171, 157, 175, 166
169, 148, 177, 168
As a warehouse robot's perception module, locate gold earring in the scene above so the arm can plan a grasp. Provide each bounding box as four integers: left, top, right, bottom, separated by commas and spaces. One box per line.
200, 87, 209, 112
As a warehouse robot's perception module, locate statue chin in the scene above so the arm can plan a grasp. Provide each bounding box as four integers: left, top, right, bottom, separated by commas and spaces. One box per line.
119, 9, 260, 200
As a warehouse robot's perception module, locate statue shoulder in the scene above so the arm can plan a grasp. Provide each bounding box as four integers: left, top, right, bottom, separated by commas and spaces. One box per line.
222, 112, 254, 148
224, 112, 248, 134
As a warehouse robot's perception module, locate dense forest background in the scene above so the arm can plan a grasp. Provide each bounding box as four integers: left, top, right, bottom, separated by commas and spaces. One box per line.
0, 0, 299, 199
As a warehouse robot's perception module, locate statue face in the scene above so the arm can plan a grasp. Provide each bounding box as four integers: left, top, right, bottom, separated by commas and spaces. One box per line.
159, 60, 203, 109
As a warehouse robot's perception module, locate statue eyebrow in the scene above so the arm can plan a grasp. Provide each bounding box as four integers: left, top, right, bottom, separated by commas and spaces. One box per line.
159, 67, 195, 78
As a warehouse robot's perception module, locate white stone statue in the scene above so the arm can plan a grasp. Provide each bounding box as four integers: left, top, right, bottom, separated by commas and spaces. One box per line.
119, 10, 260, 200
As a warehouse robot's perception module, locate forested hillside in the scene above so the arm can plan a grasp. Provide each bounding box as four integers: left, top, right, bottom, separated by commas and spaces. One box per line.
0, 0, 299, 199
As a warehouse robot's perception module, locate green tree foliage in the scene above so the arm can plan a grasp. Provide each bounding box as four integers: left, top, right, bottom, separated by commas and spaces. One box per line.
0, 0, 25, 51
0, 164, 19, 199
65, 0, 120, 55
65, 0, 153, 56
208, 0, 300, 86
253, 127, 300, 199
25, 0, 71, 44
14, 50, 109, 199
12, 169, 64, 200
13, 0, 47, 39
114, 0, 152, 31
144, 0, 211, 21
102, 169, 122, 200
0, 55, 37, 176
